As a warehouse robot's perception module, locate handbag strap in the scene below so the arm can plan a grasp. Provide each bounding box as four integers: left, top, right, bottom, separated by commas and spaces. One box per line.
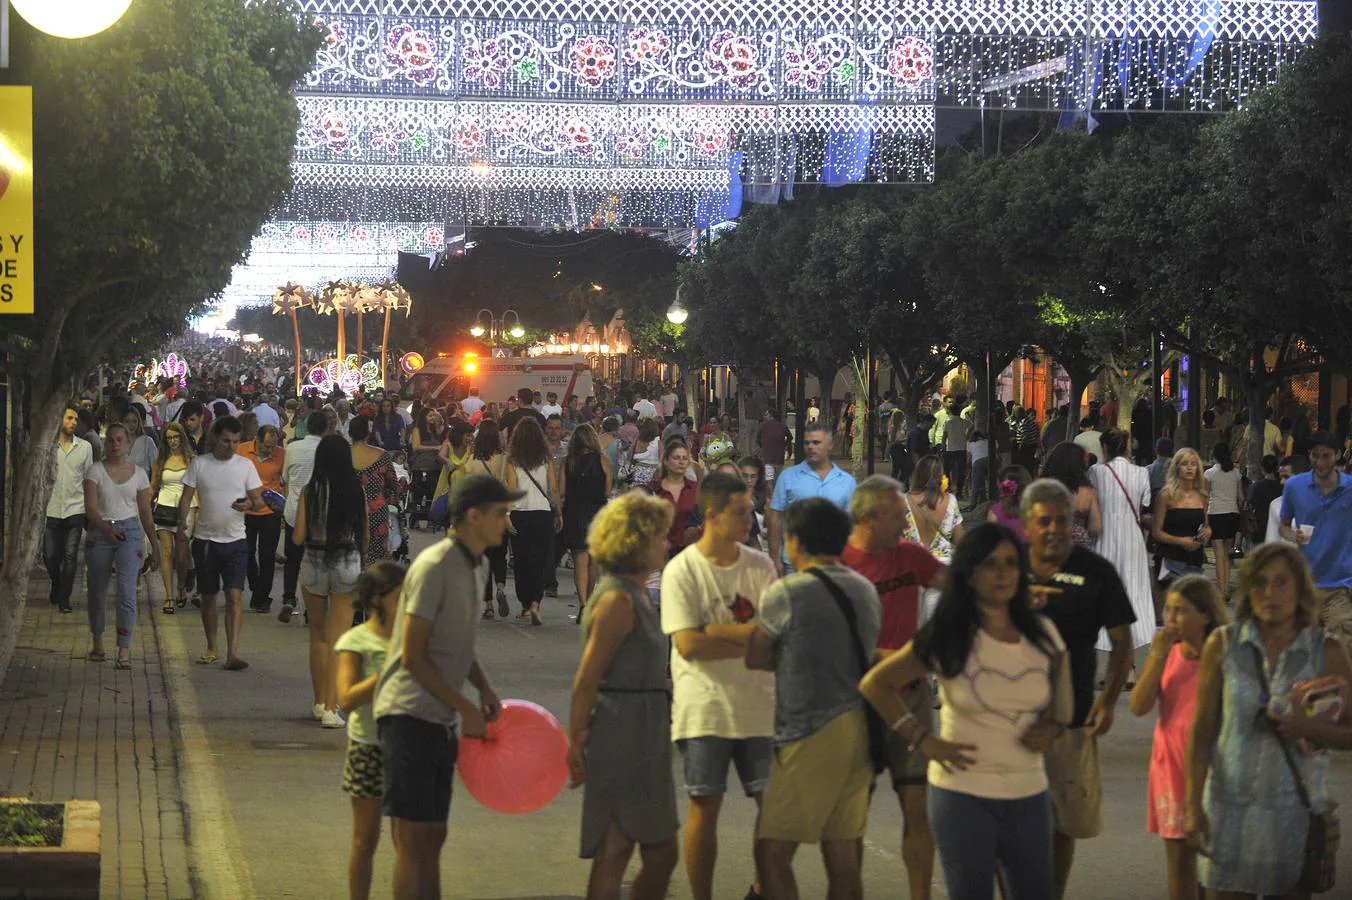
806, 568, 872, 680
1104, 461, 1142, 526
1245, 642, 1316, 812
521, 466, 556, 512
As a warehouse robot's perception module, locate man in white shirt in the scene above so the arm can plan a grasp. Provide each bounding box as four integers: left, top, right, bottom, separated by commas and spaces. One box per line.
940, 400, 971, 498
634, 394, 659, 420
251, 396, 281, 430
662, 472, 778, 900
660, 388, 679, 420
538, 391, 563, 418
460, 387, 485, 418
45, 404, 94, 613
1073, 419, 1105, 466
176, 416, 264, 671
279, 411, 329, 620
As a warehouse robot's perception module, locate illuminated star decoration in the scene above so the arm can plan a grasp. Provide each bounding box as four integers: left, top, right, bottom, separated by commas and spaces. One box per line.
316, 280, 358, 315
374, 280, 413, 315
271, 282, 317, 315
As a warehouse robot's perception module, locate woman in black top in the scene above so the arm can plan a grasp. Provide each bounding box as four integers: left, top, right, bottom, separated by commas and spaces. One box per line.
1151, 447, 1212, 584
562, 424, 612, 610
407, 407, 445, 527
372, 398, 403, 452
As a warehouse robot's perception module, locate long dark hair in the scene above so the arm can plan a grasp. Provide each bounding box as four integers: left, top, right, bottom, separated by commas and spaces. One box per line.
567, 423, 600, 474
507, 416, 549, 471
1213, 441, 1234, 473
304, 435, 365, 563
1041, 442, 1090, 493
356, 560, 405, 625
473, 420, 502, 461
912, 523, 1059, 678
910, 455, 945, 509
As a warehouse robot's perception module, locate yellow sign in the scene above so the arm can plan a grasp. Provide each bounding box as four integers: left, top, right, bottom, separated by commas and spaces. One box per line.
0, 87, 34, 315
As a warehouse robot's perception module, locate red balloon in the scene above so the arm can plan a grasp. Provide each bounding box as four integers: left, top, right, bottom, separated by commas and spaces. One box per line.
457, 699, 569, 815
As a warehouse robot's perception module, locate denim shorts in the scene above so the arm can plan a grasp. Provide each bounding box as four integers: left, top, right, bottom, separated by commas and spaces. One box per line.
300, 549, 362, 596
676, 736, 773, 798
192, 538, 247, 595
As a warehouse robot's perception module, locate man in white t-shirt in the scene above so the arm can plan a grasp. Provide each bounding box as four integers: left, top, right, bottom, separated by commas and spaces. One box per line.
662, 472, 778, 900
634, 394, 659, 420
941, 403, 971, 498
176, 416, 264, 671
660, 389, 678, 420
460, 387, 485, 418
538, 391, 563, 418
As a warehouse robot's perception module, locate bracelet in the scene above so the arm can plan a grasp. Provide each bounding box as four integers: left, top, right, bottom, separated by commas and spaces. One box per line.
906, 729, 929, 754
889, 710, 917, 733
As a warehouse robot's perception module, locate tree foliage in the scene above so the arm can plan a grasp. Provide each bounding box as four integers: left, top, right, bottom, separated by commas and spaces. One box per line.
0, 0, 322, 676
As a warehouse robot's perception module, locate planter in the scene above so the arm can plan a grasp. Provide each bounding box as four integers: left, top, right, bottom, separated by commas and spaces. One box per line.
0, 800, 100, 899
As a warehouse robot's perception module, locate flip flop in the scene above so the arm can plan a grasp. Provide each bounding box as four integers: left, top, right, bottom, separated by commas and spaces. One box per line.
162, 602, 175, 615
223, 658, 249, 671
86, 650, 107, 662
115, 657, 131, 670
196, 652, 219, 665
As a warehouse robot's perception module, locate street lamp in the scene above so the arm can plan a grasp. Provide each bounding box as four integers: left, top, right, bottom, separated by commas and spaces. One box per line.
11, 0, 133, 39
666, 285, 689, 325
470, 308, 525, 343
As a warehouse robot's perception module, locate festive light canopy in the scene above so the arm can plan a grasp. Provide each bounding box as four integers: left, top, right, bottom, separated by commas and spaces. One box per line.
220, 0, 1314, 302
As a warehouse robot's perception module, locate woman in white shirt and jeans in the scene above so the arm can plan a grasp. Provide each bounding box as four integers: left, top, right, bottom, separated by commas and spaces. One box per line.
861, 523, 1071, 899
83, 423, 158, 668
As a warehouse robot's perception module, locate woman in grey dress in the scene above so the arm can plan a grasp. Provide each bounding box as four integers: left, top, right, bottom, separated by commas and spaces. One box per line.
568, 491, 679, 900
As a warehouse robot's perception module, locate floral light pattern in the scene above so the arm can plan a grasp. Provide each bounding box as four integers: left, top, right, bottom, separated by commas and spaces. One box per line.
888, 36, 934, 87
570, 35, 617, 87
464, 39, 511, 88
386, 24, 440, 85
704, 31, 761, 89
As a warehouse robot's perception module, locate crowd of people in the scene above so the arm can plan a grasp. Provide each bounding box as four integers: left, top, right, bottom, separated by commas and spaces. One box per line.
42, 363, 1352, 900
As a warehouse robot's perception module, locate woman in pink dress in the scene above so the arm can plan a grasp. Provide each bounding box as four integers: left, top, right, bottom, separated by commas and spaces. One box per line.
1129, 574, 1229, 900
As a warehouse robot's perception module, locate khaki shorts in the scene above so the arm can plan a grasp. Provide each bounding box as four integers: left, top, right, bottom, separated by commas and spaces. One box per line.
1044, 727, 1102, 839
886, 680, 935, 790
759, 709, 873, 844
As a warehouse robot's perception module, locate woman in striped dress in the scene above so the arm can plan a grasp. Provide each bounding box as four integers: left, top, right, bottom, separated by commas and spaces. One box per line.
1089, 429, 1156, 650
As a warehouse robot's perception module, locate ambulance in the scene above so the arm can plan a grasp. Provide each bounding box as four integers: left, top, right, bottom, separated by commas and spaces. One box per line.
417, 354, 595, 405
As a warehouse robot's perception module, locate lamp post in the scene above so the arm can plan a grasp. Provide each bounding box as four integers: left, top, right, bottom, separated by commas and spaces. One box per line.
470, 308, 525, 346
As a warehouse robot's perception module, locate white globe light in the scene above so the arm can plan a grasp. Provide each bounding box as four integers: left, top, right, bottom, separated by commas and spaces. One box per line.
509, 324, 525, 338
12, 0, 134, 39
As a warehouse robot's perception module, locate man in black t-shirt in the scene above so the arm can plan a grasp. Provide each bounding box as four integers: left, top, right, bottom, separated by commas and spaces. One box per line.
498, 387, 547, 441
1245, 454, 1285, 545
1022, 478, 1135, 900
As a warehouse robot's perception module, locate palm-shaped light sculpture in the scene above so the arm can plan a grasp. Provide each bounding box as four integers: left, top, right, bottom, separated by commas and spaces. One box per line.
374, 280, 413, 388
317, 280, 361, 363
272, 282, 316, 392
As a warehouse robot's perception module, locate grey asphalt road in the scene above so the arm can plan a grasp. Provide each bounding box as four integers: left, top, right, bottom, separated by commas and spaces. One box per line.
156, 529, 1352, 899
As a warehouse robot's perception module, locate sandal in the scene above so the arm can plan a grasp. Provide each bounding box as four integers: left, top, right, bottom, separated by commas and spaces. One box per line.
162, 600, 175, 615
482, 605, 495, 620
176, 594, 188, 609
496, 588, 510, 618
223, 657, 249, 672
115, 655, 131, 670
529, 607, 542, 627
86, 650, 107, 662
196, 652, 220, 665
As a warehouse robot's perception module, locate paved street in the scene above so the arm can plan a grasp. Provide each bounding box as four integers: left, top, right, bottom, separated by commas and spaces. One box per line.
7, 527, 1352, 898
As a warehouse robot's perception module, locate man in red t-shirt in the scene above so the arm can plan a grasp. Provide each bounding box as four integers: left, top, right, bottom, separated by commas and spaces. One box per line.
840, 474, 944, 900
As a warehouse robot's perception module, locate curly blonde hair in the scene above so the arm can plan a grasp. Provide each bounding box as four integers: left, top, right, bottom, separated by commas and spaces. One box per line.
1166, 447, 1210, 505
1234, 542, 1320, 628
587, 490, 673, 575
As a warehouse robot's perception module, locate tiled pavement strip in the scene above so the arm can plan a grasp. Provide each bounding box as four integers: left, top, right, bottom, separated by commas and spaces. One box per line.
0, 570, 195, 899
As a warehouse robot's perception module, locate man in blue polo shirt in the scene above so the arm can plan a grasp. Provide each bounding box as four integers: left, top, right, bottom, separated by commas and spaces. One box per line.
1279, 431, 1352, 644
768, 421, 856, 576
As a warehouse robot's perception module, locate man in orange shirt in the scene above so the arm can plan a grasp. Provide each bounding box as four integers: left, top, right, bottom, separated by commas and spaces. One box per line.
239, 424, 286, 613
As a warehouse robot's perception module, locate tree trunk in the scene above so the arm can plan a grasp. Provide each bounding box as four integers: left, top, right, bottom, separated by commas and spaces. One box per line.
849, 356, 869, 476
680, 357, 699, 427
1064, 369, 1095, 443
736, 370, 749, 455
0, 389, 68, 681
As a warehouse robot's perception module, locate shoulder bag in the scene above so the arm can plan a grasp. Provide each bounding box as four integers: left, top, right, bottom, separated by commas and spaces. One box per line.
151, 472, 180, 529
805, 568, 888, 774
521, 466, 558, 513
1247, 641, 1339, 894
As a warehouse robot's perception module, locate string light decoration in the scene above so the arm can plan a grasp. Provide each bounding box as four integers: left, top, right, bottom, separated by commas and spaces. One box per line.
272, 282, 318, 389
129, 353, 191, 390
306, 354, 383, 396
401, 350, 426, 374
221, 0, 1313, 301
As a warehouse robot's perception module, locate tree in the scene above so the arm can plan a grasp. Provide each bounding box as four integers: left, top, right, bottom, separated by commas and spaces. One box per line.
0, 0, 320, 675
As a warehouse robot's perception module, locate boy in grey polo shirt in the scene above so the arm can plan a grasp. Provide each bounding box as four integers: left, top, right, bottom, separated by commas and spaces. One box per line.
375, 474, 522, 899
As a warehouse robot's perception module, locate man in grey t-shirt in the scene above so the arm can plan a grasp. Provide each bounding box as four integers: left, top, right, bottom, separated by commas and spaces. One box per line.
374, 475, 522, 898
747, 497, 881, 900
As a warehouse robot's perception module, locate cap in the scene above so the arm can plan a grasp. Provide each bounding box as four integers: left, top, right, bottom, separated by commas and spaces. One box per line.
1308, 430, 1339, 452
449, 474, 525, 522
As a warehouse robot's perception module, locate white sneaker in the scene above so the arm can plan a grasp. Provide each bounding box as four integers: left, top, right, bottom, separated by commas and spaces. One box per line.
321, 709, 345, 729
312, 703, 325, 721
